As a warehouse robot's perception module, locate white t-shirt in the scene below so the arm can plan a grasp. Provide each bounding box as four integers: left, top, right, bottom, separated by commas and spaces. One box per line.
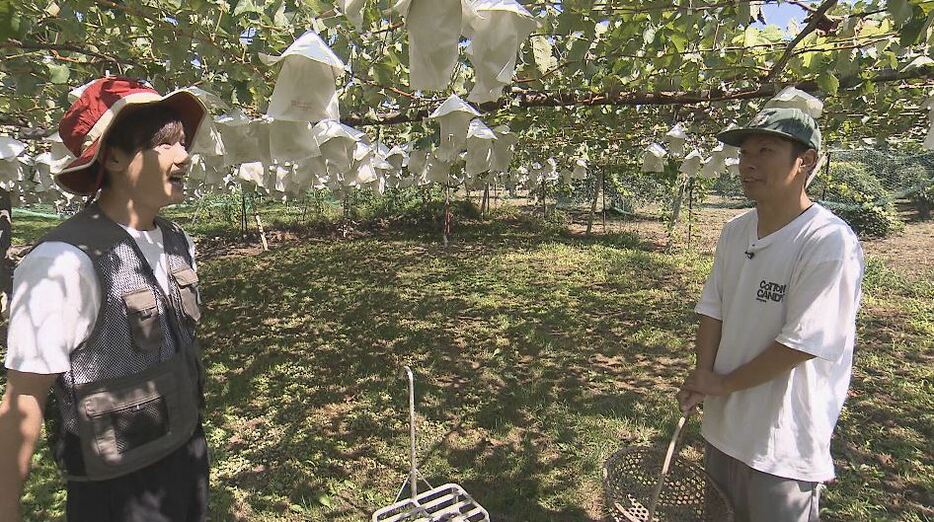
695, 204, 864, 483
3, 224, 195, 375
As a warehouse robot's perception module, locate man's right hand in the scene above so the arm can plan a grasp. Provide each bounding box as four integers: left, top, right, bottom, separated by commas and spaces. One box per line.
680, 315, 723, 414
677, 375, 706, 414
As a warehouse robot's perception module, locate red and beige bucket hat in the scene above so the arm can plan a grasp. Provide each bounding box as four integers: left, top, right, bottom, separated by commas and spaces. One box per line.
56, 77, 208, 195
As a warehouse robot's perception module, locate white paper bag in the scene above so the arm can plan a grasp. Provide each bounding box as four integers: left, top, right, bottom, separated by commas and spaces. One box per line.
396, 0, 462, 91
641, 142, 667, 173
430, 95, 481, 161
463, 0, 537, 103
764, 86, 823, 119
571, 158, 588, 180
679, 149, 703, 177
215, 111, 272, 166
260, 29, 346, 122
269, 120, 320, 163
490, 125, 518, 172
0, 136, 26, 160
339, 0, 367, 29
313, 119, 366, 177
237, 162, 266, 189
465, 119, 496, 175
665, 123, 687, 157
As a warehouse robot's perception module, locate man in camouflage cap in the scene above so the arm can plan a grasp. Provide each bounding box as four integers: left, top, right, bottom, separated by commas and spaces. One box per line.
678, 107, 865, 521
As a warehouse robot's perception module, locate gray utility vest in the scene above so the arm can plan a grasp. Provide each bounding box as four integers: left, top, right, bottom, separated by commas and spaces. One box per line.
38, 204, 204, 481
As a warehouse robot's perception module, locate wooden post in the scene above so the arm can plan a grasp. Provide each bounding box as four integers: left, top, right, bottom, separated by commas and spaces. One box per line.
254, 212, 269, 251
443, 184, 451, 247
313, 190, 323, 219
601, 170, 607, 231
240, 189, 247, 238
586, 170, 600, 235
687, 178, 694, 248
190, 197, 204, 228
667, 170, 688, 249
541, 178, 547, 219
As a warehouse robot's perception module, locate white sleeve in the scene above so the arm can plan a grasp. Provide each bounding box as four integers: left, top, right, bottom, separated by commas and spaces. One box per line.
776, 241, 864, 361
4, 243, 101, 374
695, 227, 727, 321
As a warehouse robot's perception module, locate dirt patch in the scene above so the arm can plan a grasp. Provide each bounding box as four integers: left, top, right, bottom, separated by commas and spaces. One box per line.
861, 216, 934, 278
573, 199, 934, 279
565, 201, 746, 255
196, 199, 934, 279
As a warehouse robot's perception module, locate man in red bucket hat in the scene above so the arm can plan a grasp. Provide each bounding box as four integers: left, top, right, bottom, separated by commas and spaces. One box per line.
0, 77, 211, 521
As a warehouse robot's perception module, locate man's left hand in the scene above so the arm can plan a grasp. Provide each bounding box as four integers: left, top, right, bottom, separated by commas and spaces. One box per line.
682, 369, 733, 397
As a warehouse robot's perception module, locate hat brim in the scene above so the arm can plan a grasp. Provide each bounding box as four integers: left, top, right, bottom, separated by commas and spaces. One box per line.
717, 127, 811, 150
56, 90, 208, 195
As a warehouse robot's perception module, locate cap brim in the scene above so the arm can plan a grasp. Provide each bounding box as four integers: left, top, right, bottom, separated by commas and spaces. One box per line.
717, 127, 809, 149
55, 90, 208, 195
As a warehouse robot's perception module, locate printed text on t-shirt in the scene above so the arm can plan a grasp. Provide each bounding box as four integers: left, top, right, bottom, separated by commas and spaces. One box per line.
756, 280, 786, 303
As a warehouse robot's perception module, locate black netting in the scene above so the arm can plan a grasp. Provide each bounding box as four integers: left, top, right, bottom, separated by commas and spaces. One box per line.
823, 148, 934, 200
56, 231, 195, 437
110, 397, 169, 454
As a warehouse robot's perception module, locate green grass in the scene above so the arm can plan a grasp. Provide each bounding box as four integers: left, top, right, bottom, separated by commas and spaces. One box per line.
2, 206, 932, 521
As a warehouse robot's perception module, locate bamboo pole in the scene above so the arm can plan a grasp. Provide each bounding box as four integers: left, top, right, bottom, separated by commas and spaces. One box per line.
254, 212, 269, 252
586, 170, 600, 235
443, 184, 451, 247
602, 170, 607, 231
687, 178, 695, 248
240, 189, 247, 238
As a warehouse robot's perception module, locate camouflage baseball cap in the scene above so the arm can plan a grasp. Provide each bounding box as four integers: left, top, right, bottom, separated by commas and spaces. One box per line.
717, 107, 821, 152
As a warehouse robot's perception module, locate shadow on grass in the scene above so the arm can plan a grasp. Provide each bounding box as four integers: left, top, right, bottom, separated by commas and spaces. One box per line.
8, 209, 931, 521
188, 220, 704, 521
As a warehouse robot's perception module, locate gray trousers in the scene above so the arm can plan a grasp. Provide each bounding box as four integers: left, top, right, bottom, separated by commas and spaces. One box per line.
705, 443, 821, 522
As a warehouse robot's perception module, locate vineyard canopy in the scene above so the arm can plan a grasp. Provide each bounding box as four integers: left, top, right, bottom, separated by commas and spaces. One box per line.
1, 0, 933, 165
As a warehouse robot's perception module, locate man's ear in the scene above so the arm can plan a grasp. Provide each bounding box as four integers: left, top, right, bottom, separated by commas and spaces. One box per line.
103, 145, 130, 175
798, 149, 818, 178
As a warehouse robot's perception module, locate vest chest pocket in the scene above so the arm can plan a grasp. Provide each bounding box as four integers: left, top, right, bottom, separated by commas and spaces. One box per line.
123, 288, 163, 352
172, 267, 202, 323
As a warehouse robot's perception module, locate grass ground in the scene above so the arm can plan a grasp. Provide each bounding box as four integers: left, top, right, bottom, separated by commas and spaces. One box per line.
3, 198, 932, 521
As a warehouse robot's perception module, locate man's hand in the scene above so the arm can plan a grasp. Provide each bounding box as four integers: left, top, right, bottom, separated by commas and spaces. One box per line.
677, 368, 718, 414
682, 368, 733, 397
676, 386, 705, 414
679, 315, 724, 414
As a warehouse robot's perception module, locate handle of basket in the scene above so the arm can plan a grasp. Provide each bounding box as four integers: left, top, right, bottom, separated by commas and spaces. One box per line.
402, 366, 417, 501
646, 414, 689, 521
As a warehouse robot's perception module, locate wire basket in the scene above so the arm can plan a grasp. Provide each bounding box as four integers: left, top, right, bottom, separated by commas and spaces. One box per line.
372, 483, 489, 522
372, 366, 490, 522
602, 416, 733, 522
